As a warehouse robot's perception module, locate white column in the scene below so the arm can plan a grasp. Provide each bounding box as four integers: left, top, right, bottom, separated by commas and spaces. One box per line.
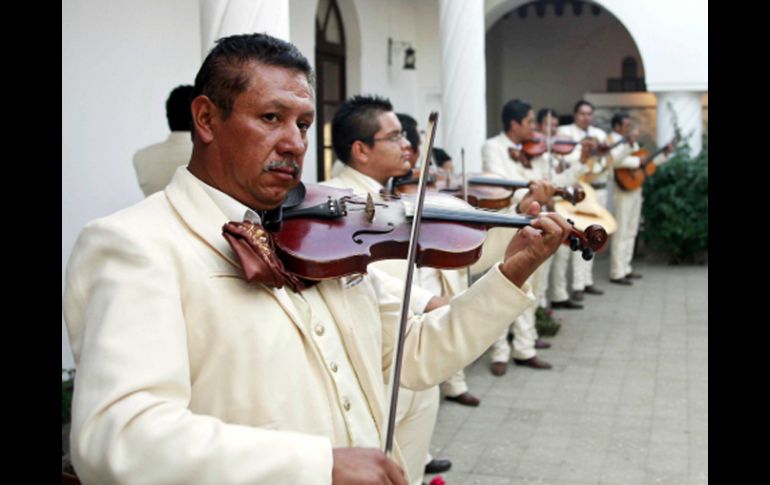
200, 0, 290, 59
438, 0, 487, 171
654, 91, 704, 157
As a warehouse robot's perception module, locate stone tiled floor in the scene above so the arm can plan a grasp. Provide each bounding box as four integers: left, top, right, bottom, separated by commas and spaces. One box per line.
427, 255, 708, 484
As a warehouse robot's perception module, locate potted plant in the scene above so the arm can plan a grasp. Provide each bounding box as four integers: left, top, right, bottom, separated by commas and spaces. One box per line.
62, 369, 80, 484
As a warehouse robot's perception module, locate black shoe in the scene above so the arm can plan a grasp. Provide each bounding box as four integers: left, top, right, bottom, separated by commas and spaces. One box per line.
626, 272, 643, 279
571, 290, 584, 301
551, 299, 583, 309
445, 392, 481, 407
610, 278, 633, 286
584, 285, 604, 295
513, 356, 553, 369
425, 458, 452, 474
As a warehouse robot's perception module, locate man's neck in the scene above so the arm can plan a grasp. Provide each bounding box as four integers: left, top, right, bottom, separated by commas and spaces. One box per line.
349, 162, 388, 186
504, 131, 522, 145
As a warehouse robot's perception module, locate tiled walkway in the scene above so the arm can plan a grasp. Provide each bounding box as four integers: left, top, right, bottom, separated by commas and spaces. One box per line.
428, 255, 708, 484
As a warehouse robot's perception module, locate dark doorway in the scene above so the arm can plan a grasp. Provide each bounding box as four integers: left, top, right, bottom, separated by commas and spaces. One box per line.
315, 0, 346, 181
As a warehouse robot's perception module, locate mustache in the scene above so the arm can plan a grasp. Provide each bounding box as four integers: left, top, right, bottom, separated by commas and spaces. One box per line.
264, 160, 300, 178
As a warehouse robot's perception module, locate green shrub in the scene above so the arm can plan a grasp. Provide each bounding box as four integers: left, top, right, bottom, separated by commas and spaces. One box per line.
62, 369, 75, 425
641, 139, 708, 263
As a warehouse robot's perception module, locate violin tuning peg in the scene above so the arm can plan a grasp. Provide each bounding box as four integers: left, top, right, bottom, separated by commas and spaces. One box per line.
581, 248, 594, 261
569, 235, 580, 251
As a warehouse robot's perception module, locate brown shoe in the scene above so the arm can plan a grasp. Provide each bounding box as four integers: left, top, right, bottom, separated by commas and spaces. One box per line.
625, 272, 643, 279
535, 339, 551, 349
445, 391, 481, 407
584, 285, 604, 295
490, 362, 508, 376
610, 277, 633, 286
571, 290, 584, 301
513, 356, 553, 369
551, 299, 583, 309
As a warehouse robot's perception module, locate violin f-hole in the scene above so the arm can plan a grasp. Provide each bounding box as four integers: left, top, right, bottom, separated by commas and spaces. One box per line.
352, 223, 396, 244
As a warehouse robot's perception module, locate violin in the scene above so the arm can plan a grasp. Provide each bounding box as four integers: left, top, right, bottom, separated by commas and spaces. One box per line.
522, 131, 579, 157
272, 184, 607, 281
392, 170, 586, 209
393, 168, 514, 210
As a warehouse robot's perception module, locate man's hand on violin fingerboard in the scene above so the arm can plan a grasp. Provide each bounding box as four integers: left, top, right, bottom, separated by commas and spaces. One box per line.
500, 208, 572, 288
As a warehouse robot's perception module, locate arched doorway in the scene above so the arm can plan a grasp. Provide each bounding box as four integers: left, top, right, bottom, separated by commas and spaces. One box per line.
485, 0, 649, 139
315, 0, 346, 181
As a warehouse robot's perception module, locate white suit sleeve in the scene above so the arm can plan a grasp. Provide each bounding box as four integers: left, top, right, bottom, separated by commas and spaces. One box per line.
610, 142, 642, 169
369, 259, 436, 314
371, 264, 536, 391
63, 221, 333, 485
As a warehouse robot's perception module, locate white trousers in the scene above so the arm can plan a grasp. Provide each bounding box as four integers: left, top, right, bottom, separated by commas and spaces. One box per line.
532, 254, 554, 308
440, 369, 468, 397
491, 298, 538, 361
610, 186, 643, 279
395, 386, 440, 485
549, 244, 572, 302
571, 187, 608, 291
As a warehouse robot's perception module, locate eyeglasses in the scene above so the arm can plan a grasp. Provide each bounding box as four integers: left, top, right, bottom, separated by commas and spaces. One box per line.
366, 131, 408, 144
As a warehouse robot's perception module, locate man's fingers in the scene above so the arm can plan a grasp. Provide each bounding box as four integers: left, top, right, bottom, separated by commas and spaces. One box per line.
384, 456, 408, 485
524, 200, 540, 216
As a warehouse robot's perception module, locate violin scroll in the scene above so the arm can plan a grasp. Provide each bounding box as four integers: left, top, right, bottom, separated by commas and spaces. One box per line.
565, 220, 607, 261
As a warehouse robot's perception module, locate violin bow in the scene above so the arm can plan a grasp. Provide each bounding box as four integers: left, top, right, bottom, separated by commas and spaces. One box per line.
546, 111, 553, 181
382, 111, 440, 455
461, 147, 473, 290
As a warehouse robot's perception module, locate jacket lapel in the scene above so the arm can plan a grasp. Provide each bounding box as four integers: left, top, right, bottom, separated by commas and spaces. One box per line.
164, 167, 309, 337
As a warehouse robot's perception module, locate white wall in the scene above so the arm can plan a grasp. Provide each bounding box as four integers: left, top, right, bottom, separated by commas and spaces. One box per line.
289, 0, 320, 182
485, 0, 708, 92
62, 0, 201, 368
484, 3, 644, 135
352, 0, 444, 145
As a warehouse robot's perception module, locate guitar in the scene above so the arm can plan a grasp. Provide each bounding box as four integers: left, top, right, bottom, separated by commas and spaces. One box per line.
614, 134, 679, 191
554, 182, 617, 237
579, 136, 627, 184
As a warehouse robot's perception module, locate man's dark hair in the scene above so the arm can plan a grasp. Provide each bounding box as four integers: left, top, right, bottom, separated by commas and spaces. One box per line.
431, 147, 452, 168
332, 95, 393, 164
611, 112, 631, 129
396, 113, 420, 151
536, 108, 558, 125
501, 99, 532, 131
192, 33, 314, 119
573, 100, 594, 114
166, 85, 194, 131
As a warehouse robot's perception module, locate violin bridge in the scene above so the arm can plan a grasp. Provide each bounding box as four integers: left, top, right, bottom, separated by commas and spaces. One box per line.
365, 193, 376, 223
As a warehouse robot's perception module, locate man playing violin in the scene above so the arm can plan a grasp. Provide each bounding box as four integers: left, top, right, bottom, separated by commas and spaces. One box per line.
480, 99, 556, 373
557, 100, 608, 301
607, 112, 673, 285
323, 99, 457, 484
63, 33, 572, 485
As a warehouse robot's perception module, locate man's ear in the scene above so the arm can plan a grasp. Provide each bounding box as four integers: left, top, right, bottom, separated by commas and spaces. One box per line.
350, 139, 370, 166
191, 95, 217, 144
